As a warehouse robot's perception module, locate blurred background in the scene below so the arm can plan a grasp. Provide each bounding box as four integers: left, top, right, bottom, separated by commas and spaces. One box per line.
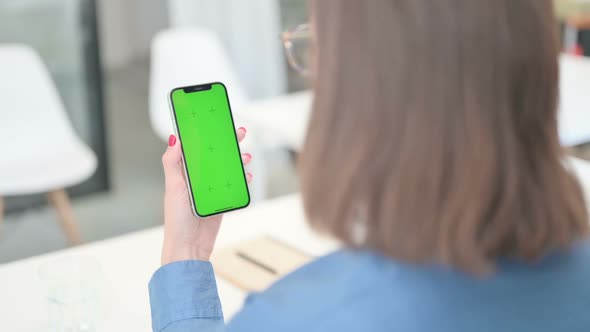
0, 0, 589, 264
0, 0, 309, 263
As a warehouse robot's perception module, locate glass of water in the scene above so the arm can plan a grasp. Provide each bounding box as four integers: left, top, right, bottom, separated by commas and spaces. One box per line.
38, 256, 102, 332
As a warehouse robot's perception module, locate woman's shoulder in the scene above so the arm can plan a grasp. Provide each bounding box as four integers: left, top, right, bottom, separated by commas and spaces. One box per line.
263, 249, 398, 296
227, 242, 590, 332
226, 249, 407, 330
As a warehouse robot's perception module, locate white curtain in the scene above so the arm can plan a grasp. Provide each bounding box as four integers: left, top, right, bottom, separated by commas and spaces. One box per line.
168, 0, 287, 100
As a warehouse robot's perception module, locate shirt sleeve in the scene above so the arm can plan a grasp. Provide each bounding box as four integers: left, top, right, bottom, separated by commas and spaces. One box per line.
149, 260, 224, 332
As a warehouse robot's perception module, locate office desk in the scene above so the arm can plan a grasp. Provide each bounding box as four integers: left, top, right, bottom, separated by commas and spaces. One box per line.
2, 155, 590, 331
0, 194, 338, 331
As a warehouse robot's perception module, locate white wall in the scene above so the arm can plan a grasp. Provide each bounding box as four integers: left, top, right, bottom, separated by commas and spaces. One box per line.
96, 0, 287, 99
96, 0, 168, 69
168, 0, 287, 99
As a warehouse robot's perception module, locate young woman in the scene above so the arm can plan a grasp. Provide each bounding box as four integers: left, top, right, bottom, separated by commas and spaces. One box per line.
149, 1, 590, 331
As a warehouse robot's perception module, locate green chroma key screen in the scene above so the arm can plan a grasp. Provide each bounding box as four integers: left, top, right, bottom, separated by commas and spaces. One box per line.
170, 82, 250, 217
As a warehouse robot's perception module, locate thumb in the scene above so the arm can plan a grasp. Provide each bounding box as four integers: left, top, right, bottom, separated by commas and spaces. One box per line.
162, 134, 184, 189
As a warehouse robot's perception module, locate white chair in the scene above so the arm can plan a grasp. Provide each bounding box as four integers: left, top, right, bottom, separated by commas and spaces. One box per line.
149, 28, 267, 201
149, 28, 250, 140
0, 44, 97, 244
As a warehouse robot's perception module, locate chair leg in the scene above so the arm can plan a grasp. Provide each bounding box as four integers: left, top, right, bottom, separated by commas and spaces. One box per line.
46, 189, 82, 245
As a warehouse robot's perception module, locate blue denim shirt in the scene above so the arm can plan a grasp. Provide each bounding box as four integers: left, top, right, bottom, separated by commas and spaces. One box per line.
149, 245, 590, 332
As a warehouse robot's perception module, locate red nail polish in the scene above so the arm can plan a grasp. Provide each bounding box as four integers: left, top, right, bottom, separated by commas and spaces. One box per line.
168, 135, 176, 146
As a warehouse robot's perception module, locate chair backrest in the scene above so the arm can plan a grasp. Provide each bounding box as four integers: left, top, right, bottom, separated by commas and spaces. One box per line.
149, 28, 250, 141
0, 44, 77, 161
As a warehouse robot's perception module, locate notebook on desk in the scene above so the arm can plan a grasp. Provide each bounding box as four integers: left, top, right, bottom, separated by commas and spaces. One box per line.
211, 236, 312, 291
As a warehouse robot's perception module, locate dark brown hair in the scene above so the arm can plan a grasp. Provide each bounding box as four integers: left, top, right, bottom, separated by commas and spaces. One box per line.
301, 0, 589, 273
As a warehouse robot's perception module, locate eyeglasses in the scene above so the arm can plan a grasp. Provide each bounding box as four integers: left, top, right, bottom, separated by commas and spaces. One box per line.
280, 23, 312, 76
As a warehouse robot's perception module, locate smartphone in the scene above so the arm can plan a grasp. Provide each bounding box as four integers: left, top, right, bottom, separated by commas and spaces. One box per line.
168, 82, 250, 217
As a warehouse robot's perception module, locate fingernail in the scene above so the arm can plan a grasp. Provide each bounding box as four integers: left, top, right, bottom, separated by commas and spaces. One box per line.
238, 127, 247, 133
168, 135, 176, 146
244, 153, 252, 160
247, 172, 253, 181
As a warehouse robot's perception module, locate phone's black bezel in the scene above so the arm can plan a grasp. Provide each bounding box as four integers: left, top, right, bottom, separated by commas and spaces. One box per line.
169, 81, 251, 218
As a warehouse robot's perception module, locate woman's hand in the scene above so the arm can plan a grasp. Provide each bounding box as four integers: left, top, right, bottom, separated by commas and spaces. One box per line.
160, 127, 252, 265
